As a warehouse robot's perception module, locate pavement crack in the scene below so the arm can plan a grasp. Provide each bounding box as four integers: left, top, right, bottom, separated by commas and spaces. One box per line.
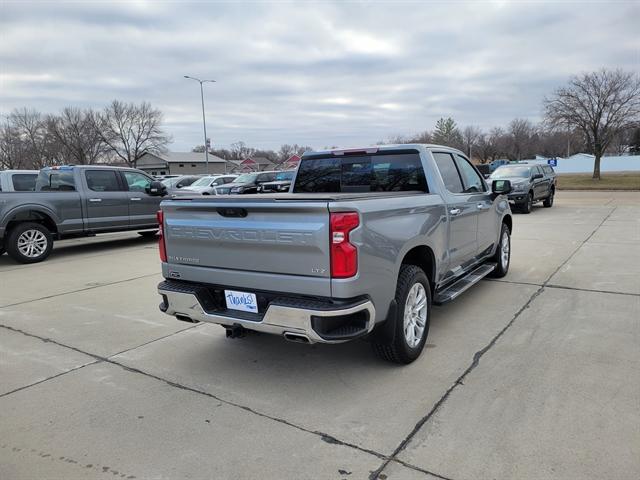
368, 285, 545, 479
0, 321, 390, 464
105, 357, 389, 462
0, 272, 160, 309
389, 459, 456, 480
369, 207, 620, 479
0, 360, 100, 399
545, 284, 639, 297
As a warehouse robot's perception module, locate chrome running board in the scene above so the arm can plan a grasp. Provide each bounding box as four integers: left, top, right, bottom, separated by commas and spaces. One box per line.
434, 263, 496, 305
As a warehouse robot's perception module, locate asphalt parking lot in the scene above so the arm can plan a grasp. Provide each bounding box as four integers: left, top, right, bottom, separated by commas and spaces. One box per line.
1, 191, 639, 480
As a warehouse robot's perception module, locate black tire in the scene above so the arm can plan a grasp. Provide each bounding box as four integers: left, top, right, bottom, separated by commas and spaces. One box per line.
138, 230, 158, 238
488, 223, 511, 278
372, 265, 431, 364
6, 222, 53, 264
543, 188, 555, 208
520, 192, 533, 214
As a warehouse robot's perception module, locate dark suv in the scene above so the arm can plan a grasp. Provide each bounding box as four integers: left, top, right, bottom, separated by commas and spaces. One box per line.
216, 171, 278, 195
489, 163, 556, 213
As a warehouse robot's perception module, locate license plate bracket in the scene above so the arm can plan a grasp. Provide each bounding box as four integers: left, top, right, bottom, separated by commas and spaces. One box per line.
224, 289, 258, 313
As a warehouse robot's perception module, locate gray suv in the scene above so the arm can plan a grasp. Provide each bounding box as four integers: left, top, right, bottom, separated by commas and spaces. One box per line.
489, 163, 556, 213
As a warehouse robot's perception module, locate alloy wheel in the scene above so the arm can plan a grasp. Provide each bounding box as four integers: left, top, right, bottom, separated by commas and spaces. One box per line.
403, 283, 428, 348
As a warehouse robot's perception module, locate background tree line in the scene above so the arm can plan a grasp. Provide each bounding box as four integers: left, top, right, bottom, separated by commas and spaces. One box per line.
192, 141, 312, 164
0, 100, 171, 170
3, 69, 637, 179
383, 69, 640, 179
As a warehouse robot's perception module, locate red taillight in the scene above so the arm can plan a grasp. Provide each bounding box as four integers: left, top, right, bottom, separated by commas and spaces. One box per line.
330, 212, 359, 278
157, 210, 167, 262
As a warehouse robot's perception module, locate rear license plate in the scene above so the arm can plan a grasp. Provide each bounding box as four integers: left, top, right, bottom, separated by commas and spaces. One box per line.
224, 290, 258, 313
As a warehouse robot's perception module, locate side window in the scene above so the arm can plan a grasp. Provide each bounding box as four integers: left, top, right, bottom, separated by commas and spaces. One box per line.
12, 174, 37, 191
455, 155, 486, 193
123, 171, 152, 193
223, 177, 235, 184
258, 173, 276, 183
212, 178, 224, 186
85, 170, 121, 192
433, 152, 464, 194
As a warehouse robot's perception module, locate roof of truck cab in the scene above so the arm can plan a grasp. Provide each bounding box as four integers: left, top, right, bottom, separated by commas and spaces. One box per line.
302, 144, 465, 157
42, 165, 146, 172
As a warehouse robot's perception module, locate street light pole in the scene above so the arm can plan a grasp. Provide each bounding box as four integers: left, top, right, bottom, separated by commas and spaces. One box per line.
184, 75, 215, 174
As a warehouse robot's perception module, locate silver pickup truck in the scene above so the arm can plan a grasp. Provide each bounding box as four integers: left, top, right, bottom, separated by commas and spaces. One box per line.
157, 145, 513, 363
0, 165, 166, 263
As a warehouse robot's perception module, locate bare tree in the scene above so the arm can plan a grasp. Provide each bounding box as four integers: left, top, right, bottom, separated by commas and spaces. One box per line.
96, 100, 170, 167
229, 141, 255, 160
462, 125, 482, 158
507, 118, 537, 160
0, 120, 29, 169
8, 108, 50, 168
544, 69, 640, 179
47, 108, 106, 165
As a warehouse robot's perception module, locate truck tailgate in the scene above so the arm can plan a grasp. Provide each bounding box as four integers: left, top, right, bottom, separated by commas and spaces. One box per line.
162, 197, 331, 278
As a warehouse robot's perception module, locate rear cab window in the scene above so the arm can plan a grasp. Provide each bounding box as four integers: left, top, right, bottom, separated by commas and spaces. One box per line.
293, 150, 428, 193
12, 174, 37, 191
35, 167, 76, 191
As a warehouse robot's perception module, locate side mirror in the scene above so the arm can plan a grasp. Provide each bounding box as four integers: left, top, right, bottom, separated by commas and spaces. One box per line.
533, 173, 543, 180
147, 181, 167, 196
492, 179, 512, 195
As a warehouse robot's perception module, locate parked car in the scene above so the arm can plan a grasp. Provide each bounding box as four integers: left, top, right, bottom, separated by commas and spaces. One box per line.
154, 174, 179, 180
0, 165, 167, 263
489, 163, 556, 213
178, 174, 238, 195
161, 175, 203, 195
215, 171, 278, 194
257, 170, 295, 193
156, 144, 513, 364
0, 170, 39, 192
475, 164, 491, 178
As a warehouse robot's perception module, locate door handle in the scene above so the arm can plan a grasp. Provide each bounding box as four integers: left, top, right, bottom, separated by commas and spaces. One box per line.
130, 197, 142, 201
89, 198, 102, 203
477, 203, 490, 210
449, 208, 461, 216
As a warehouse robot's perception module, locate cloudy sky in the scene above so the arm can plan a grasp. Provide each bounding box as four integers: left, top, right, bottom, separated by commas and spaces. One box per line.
1, 0, 638, 151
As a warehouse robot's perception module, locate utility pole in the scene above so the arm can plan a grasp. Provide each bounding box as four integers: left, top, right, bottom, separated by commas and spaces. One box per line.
184, 76, 215, 173
567, 120, 571, 158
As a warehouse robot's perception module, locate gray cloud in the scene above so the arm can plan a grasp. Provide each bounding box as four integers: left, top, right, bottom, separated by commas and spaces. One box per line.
1, 0, 638, 150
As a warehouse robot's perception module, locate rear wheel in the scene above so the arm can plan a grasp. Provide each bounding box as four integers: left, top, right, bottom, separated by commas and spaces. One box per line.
372, 265, 431, 364
543, 188, 555, 208
489, 223, 511, 278
6, 222, 53, 264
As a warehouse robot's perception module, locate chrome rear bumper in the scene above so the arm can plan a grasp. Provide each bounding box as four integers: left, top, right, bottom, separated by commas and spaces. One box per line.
158, 281, 375, 344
